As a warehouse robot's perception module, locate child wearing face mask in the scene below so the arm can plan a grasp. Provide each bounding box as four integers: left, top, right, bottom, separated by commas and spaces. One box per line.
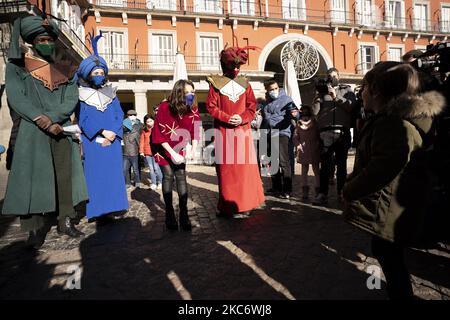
140, 114, 163, 190
293, 106, 321, 201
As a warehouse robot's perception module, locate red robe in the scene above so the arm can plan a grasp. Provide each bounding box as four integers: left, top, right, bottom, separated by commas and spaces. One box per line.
206, 75, 265, 213
152, 101, 200, 166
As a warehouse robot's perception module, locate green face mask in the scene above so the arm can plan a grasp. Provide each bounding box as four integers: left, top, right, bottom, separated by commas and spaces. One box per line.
34, 43, 56, 58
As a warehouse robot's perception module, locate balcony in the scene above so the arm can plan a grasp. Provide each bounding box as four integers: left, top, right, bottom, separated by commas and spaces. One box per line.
56, 20, 91, 58
92, 0, 450, 35
100, 53, 221, 73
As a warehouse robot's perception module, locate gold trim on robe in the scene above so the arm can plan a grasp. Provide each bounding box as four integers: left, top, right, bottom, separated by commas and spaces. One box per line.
24, 53, 76, 91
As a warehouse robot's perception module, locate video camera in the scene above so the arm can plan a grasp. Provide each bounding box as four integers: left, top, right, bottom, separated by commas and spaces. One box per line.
411, 42, 450, 76
314, 76, 333, 95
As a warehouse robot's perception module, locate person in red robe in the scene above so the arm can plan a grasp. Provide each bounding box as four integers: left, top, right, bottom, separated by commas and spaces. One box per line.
152, 80, 201, 231
206, 47, 265, 218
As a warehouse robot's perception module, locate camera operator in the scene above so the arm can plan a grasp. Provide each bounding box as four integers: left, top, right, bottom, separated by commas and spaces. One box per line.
406, 44, 450, 244
312, 67, 356, 205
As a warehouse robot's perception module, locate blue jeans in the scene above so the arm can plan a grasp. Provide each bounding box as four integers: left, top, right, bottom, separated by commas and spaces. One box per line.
123, 155, 141, 186
145, 156, 163, 185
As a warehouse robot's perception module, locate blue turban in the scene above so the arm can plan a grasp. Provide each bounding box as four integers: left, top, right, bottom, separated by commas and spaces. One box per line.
77, 31, 109, 81
77, 55, 108, 81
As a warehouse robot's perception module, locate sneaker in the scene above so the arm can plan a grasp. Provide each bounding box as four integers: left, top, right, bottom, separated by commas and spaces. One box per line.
150, 184, 157, 190
313, 193, 328, 205
279, 193, 291, 200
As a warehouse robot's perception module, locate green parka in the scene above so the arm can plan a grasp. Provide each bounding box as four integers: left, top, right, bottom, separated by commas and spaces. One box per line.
343, 91, 445, 245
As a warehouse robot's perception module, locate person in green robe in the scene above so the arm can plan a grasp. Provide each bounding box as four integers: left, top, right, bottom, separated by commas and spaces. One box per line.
2, 15, 88, 248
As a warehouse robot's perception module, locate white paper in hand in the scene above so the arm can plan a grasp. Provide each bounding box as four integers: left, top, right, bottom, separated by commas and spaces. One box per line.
95, 137, 106, 144
63, 124, 82, 134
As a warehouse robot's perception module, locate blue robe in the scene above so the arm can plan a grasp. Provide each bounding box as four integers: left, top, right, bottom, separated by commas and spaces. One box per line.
79, 96, 129, 219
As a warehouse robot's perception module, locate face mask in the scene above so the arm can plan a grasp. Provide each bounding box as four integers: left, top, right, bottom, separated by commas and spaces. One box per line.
185, 93, 195, 107
225, 69, 240, 79
34, 43, 55, 59
129, 116, 137, 121
269, 90, 279, 100
91, 75, 106, 87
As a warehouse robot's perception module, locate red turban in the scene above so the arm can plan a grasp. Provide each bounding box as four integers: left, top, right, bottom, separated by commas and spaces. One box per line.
220, 46, 258, 70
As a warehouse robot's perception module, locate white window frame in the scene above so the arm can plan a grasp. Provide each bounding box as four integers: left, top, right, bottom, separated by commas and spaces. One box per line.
331, 0, 348, 23
196, 32, 223, 71
414, 45, 427, 51
413, 1, 430, 31
282, 0, 307, 20
387, 44, 405, 62
96, 27, 129, 69
384, 0, 406, 29
193, 0, 223, 14
146, 0, 177, 10
356, 0, 376, 27
441, 4, 450, 33
358, 41, 379, 74
97, 0, 124, 7
148, 30, 177, 69
231, 0, 255, 16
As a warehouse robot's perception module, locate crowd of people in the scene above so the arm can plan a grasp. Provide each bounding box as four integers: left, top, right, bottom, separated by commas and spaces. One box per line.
1, 14, 449, 300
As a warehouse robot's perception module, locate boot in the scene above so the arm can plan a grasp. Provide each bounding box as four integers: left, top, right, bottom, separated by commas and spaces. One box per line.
27, 226, 50, 249
179, 194, 191, 231
315, 187, 321, 197
57, 216, 84, 238
163, 192, 178, 231
302, 186, 310, 201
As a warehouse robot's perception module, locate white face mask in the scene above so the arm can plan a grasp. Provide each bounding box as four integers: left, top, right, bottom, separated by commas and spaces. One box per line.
129, 115, 137, 121
269, 90, 279, 99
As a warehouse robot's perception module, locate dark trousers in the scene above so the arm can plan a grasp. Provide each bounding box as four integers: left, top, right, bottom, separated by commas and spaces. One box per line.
161, 164, 188, 216
371, 236, 414, 300
20, 137, 75, 232
271, 135, 292, 194
319, 131, 351, 195
254, 139, 261, 177
123, 155, 140, 185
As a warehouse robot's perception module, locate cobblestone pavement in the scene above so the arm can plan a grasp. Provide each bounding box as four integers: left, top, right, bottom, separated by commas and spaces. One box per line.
0, 160, 449, 300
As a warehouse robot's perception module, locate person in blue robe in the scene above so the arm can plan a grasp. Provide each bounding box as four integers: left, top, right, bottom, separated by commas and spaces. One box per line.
77, 32, 128, 222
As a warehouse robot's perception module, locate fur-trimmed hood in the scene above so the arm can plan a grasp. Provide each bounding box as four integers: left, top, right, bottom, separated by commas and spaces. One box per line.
385, 90, 446, 119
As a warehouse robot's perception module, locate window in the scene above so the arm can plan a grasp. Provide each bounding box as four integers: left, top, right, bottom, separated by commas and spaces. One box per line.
359, 43, 378, 74
331, 0, 346, 23
198, 34, 221, 70
441, 5, 450, 32
385, 0, 405, 28
282, 0, 306, 20
70, 5, 84, 41
146, 0, 177, 10
194, 0, 222, 14
357, 0, 375, 26
387, 45, 404, 61
415, 45, 427, 51
98, 30, 127, 69
98, 0, 124, 7
414, 2, 429, 31
231, 0, 255, 16
150, 32, 176, 66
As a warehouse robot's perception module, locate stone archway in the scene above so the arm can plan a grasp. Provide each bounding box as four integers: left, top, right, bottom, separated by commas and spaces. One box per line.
258, 34, 333, 107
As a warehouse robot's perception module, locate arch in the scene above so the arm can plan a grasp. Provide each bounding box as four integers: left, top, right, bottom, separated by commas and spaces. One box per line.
258, 34, 333, 72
